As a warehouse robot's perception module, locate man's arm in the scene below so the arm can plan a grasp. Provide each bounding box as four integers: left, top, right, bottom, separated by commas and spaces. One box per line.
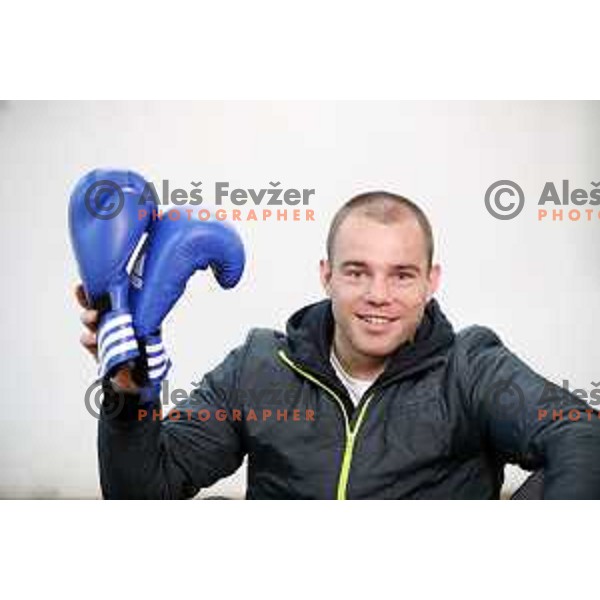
459, 326, 600, 499
98, 344, 247, 499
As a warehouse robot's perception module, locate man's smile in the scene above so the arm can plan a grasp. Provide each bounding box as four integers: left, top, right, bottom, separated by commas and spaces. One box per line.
356, 313, 399, 329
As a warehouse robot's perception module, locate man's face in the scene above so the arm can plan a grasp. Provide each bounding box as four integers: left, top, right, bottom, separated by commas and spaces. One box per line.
320, 212, 440, 371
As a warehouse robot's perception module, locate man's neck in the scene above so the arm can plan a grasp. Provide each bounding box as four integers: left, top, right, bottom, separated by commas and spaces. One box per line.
332, 335, 387, 381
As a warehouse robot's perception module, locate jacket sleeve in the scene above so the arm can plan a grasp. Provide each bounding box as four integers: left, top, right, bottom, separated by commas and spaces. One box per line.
98, 340, 249, 499
459, 326, 600, 499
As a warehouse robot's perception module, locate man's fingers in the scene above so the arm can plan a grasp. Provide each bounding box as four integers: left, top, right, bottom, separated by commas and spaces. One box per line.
75, 283, 89, 309
77, 284, 99, 362
80, 330, 97, 348
80, 330, 98, 360
80, 309, 99, 332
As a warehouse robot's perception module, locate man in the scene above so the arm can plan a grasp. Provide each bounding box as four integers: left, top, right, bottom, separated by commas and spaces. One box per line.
77, 192, 600, 499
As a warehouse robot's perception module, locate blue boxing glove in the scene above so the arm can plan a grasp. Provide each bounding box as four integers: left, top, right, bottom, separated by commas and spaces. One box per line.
69, 169, 156, 378
129, 211, 246, 388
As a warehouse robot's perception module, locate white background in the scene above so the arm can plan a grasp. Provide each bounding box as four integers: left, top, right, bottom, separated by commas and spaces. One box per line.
0, 100, 598, 498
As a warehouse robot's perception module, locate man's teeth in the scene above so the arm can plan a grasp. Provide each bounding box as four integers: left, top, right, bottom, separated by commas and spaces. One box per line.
361, 316, 392, 324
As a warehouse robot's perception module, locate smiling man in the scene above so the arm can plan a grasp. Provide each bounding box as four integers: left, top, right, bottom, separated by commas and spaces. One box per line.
83, 191, 600, 499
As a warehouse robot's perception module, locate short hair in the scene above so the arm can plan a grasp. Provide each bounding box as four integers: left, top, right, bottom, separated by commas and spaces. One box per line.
326, 191, 435, 269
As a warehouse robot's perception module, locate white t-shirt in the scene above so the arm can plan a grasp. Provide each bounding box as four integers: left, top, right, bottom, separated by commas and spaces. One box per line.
330, 348, 375, 406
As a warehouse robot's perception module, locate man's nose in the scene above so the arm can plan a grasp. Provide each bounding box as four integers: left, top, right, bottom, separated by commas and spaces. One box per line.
364, 275, 391, 304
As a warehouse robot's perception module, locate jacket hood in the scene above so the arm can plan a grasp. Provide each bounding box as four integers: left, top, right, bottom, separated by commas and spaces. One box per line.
285, 297, 456, 396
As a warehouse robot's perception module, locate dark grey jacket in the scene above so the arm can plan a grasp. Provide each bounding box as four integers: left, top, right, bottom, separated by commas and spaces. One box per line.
99, 299, 600, 499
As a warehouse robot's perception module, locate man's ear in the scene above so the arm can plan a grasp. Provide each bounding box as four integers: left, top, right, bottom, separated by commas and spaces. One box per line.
427, 263, 441, 300
320, 258, 332, 295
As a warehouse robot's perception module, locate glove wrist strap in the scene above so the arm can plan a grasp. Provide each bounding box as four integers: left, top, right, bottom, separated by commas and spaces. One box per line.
144, 333, 172, 386
97, 309, 139, 377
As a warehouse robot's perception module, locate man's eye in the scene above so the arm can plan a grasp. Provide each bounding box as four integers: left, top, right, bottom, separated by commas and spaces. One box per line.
346, 271, 363, 278
396, 272, 414, 280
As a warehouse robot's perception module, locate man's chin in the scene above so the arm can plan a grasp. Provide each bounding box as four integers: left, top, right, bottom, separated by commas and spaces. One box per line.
352, 337, 405, 360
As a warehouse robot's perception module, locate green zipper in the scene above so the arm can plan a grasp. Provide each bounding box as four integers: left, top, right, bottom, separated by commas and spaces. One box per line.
277, 350, 374, 500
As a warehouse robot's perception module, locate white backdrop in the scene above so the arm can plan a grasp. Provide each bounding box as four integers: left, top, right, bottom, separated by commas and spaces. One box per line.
0, 100, 598, 498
